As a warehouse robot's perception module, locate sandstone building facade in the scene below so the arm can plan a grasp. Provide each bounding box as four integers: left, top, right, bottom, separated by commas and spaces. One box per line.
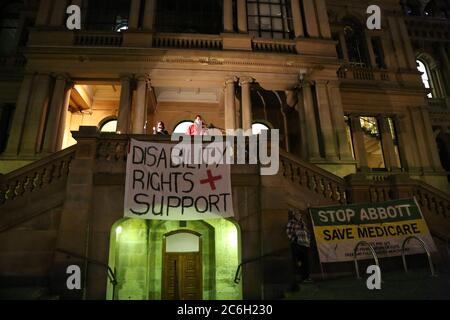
0, 0, 449, 300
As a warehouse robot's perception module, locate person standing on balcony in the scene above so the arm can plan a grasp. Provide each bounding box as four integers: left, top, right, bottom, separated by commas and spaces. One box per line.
286, 208, 313, 289
153, 121, 169, 136
186, 115, 206, 135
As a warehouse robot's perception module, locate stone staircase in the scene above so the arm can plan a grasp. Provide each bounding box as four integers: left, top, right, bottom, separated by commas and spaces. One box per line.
0, 146, 76, 295
0, 139, 449, 300
278, 149, 450, 284
284, 268, 450, 300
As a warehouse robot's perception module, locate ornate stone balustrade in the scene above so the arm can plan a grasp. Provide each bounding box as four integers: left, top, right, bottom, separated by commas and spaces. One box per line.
152, 33, 223, 50
280, 150, 347, 204
427, 98, 448, 111
2, 132, 449, 223
337, 65, 390, 81
74, 32, 123, 47
0, 146, 76, 205
0, 55, 27, 68
252, 38, 297, 54
405, 17, 450, 42
413, 182, 450, 219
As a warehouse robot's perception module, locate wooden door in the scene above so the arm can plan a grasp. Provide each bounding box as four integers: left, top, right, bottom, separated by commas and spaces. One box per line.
163, 252, 202, 300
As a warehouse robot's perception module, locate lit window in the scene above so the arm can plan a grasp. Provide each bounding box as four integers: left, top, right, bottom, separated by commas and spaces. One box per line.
359, 116, 385, 169
252, 122, 270, 135
173, 121, 194, 134
100, 119, 118, 132
417, 60, 433, 98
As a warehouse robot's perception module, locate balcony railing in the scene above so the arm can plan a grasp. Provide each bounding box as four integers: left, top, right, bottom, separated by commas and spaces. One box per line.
337, 65, 390, 81
252, 38, 296, 54
74, 32, 123, 47
152, 33, 223, 50
404, 16, 450, 41
427, 98, 448, 111
0, 55, 27, 68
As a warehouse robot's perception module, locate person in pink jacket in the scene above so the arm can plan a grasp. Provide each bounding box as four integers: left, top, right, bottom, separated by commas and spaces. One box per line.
186, 115, 206, 135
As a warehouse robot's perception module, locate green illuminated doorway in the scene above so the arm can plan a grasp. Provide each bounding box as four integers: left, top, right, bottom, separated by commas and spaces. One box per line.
107, 218, 242, 300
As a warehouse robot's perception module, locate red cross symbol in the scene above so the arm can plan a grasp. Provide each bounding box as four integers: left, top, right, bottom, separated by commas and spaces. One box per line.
200, 170, 223, 191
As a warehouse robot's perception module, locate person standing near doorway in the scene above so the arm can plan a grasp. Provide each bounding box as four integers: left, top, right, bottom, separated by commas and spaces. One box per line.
286, 208, 313, 289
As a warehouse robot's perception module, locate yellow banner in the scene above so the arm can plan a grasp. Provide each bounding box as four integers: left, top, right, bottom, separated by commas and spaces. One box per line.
314, 219, 428, 243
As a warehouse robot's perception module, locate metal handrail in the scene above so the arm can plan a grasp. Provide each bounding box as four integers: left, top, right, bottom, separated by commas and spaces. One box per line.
353, 241, 380, 279
401, 236, 435, 276
55, 248, 118, 287
234, 248, 290, 284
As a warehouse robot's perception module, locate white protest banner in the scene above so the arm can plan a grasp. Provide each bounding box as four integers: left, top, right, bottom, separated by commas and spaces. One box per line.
124, 139, 234, 220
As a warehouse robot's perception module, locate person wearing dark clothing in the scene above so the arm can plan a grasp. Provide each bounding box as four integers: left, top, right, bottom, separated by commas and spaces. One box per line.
286, 208, 313, 287
153, 121, 169, 135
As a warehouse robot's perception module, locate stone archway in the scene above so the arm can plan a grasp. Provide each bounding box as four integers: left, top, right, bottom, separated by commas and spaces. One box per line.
106, 218, 242, 300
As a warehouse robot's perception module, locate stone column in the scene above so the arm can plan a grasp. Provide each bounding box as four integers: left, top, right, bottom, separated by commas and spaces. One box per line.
381, 34, 396, 69
378, 116, 398, 170
43, 74, 71, 153
302, 0, 319, 37
439, 44, 450, 95
349, 115, 369, 171
365, 32, 377, 67
50, 0, 69, 26
239, 77, 253, 131
301, 83, 321, 160
224, 77, 237, 130
56, 86, 73, 151
237, 0, 248, 33
117, 75, 133, 134
420, 107, 443, 171
129, 0, 142, 30
3, 74, 34, 157
388, 17, 407, 69
223, 0, 234, 33
21, 74, 51, 156
339, 31, 349, 61
281, 106, 290, 152
397, 18, 417, 69
327, 81, 353, 160
36, 0, 52, 26
53, 126, 98, 300
143, 0, 156, 30
132, 75, 149, 134
315, 0, 331, 38
408, 107, 432, 171
315, 80, 338, 160
395, 114, 419, 171
294, 90, 308, 159
290, 0, 304, 37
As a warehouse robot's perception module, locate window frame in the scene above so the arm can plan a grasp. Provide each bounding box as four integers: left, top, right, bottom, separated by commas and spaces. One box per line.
246, 0, 294, 39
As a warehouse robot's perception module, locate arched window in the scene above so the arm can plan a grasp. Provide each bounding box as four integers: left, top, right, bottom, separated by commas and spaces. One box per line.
343, 18, 370, 67
173, 121, 194, 134
416, 56, 445, 99
100, 119, 118, 132
252, 122, 270, 135
417, 60, 433, 98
